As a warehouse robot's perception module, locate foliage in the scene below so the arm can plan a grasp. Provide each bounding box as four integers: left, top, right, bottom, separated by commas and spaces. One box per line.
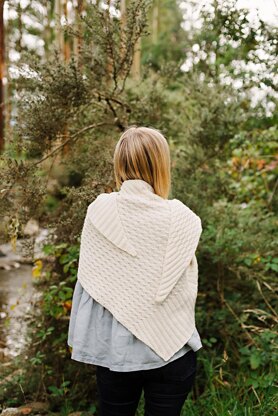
0, 0, 277, 414
186, 0, 277, 92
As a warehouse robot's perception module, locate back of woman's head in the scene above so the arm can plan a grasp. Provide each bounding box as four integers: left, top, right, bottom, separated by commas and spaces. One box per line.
113, 125, 171, 199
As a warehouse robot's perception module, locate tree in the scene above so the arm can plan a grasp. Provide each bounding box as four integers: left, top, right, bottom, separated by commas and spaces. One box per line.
1, 0, 151, 238
182, 0, 277, 118
0, 0, 5, 153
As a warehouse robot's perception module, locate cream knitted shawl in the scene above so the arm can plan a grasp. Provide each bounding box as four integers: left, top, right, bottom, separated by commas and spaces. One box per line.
77, 179, 202, 361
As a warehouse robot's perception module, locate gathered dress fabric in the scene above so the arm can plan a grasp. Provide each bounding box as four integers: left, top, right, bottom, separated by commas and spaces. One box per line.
67, 280, 203, 372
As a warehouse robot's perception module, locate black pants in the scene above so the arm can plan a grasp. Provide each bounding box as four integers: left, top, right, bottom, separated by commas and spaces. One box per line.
96, 349, 197, 416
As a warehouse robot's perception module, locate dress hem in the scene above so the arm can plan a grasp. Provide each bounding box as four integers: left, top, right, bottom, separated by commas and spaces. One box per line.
70, 345, 202, 372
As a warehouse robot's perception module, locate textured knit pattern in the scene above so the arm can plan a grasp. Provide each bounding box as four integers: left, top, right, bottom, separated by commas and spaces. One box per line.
77, 179, 202, 361
67, 280, 203, 371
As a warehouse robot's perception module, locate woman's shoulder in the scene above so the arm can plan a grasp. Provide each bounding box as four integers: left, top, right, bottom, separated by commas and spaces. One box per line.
87, 191, 117, 209
168, 198, 202, 228
86, 191, 118, 222
85, 193, 202, 231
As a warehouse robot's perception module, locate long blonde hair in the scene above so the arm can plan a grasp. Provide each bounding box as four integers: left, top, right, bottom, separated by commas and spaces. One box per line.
113, 125, 171, 199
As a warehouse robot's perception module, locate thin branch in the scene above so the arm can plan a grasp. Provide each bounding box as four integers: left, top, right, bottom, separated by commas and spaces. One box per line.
32, 122, 109, 166
223, 299, 259, 347
105, 98, 125, 130
256, 280, 278, 319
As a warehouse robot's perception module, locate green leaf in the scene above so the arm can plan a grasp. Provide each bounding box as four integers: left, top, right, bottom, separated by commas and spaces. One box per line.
250, 353, 262, 369
269, 263, 278, 272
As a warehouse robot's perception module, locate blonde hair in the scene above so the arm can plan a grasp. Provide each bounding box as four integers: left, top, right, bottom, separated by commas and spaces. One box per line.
113, 125, 171, 199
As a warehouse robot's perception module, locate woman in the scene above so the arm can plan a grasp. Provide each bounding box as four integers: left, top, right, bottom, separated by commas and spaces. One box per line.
68, 125, 203, 416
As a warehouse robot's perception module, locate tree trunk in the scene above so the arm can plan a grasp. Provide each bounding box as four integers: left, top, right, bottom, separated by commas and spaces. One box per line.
16, 3, 22, 53
120, 0, 126, 46
54, 0, 70, 157
105, 1, 114, 85
152, 0, 159, 43
55, 0, 64, 57
73, 0, 84, 68
118, 0, 126, 79
44, 0, 55, 60
0, 0, 5, 153
62, 0, 70, 61
5, 5, 12, 145
131, 37, 141, 80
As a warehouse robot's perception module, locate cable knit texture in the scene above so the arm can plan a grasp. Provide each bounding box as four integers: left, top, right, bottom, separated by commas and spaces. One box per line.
77, 179, 202, 361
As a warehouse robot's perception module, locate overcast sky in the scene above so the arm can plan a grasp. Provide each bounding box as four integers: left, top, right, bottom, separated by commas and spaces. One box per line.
236, 0, 278, 24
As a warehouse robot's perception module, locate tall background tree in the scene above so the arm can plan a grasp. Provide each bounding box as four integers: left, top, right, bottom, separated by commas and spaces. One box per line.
0, 0, 5, 152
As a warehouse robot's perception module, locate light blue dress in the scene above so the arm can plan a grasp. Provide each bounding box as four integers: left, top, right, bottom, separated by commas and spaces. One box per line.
68, 280, 203, 372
